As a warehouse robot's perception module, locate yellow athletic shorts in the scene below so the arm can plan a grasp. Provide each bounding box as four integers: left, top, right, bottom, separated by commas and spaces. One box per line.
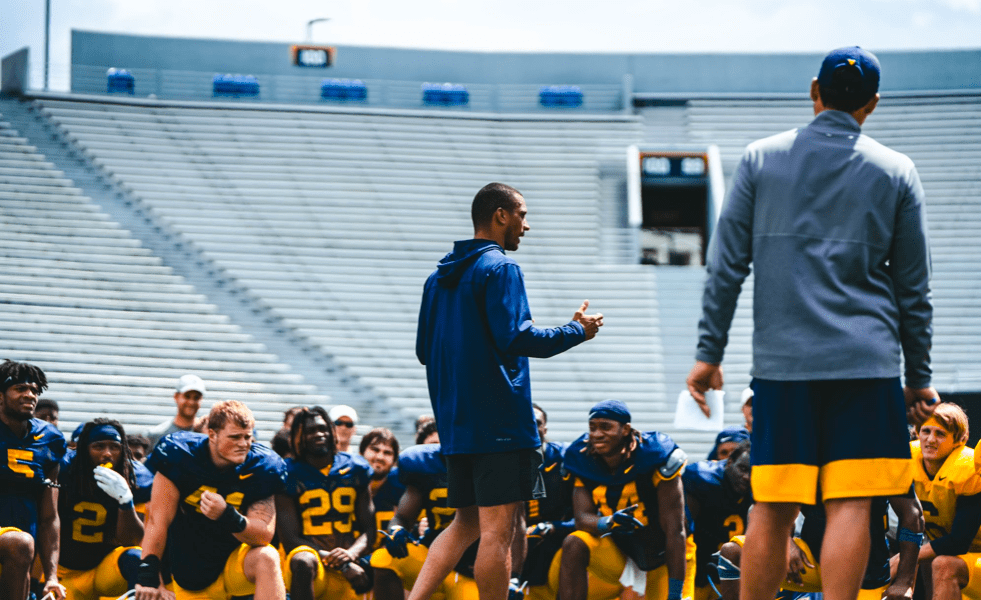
283, 545, 360, 600
173, 543, 254, 600
955, 552, 981, 600
547, 531, 672, 600
58, 546, 138, 600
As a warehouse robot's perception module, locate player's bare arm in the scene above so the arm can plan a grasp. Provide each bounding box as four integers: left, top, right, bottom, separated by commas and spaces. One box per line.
112, 474, 146, 546
241, 494, 277, 546
885, 493, 925, 600
390, 484, 425, 531
657, 475, 688, 583
136, 472, 180, 600
38, 462, 64, 600
326, 485, 375, 567
274, 493, 306, 552
571, 485, 603, 535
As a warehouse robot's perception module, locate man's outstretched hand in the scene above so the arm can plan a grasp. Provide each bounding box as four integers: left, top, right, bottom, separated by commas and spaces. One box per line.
573, 300, 604, 340
686, 360, 724, 418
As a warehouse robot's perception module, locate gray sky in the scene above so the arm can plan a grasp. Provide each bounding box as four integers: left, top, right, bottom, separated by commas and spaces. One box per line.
3, 0, 980, 91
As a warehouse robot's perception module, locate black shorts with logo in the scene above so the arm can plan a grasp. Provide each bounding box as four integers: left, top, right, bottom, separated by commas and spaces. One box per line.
445, 447, 545, 508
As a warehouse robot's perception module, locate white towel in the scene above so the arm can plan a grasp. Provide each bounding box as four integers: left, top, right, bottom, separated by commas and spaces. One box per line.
619, 556, 647, 595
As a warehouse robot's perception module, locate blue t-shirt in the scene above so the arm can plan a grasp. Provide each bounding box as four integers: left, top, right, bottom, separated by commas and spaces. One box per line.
58, 452, 154, 571
0, 418, 66, 536
145, 431, 287, 591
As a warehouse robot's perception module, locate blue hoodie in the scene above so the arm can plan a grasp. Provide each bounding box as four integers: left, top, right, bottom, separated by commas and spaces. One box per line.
416, 239, 586, 454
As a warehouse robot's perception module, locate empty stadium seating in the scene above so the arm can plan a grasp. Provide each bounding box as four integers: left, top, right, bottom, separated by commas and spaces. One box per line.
0, 102, 330, 438
4, 88, 977, 457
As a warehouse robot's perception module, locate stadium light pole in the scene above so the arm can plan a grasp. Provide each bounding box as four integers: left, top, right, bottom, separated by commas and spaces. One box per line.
306, 18, 330, 43
44, 0, 50, 91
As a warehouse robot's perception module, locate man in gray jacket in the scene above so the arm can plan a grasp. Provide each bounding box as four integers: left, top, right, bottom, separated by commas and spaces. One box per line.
686, 47, 938, 600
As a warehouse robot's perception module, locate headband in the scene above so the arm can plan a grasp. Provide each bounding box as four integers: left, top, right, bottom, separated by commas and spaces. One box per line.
89, 424, 123, 444
588, 400, 631, 424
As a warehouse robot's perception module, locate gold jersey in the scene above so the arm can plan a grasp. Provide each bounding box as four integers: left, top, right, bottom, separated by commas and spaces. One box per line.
911, 441, 981, 551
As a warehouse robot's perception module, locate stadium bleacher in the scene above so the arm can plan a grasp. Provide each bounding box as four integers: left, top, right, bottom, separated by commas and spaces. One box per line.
0, 104, 330, 439
0, 67, 977, 455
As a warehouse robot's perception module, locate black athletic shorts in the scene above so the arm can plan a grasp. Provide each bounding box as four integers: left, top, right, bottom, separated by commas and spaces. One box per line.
445, 447, 546, 508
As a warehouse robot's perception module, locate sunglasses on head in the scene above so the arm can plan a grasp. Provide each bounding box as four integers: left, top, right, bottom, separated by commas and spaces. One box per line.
334, 420, 355, 428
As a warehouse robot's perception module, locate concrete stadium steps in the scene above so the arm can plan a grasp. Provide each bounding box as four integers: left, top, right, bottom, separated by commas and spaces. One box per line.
35, 98, 729, 449
0, 112, 329, 439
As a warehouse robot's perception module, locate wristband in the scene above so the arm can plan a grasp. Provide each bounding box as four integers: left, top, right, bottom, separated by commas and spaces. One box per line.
218, 503, 248, 533
137, 555, 161, 587
715, 553, 741, 580
668, 577, 684, 600
898, 527, 924, 546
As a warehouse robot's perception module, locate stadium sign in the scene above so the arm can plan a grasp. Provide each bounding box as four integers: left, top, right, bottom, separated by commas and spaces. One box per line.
292, 45, 335, 68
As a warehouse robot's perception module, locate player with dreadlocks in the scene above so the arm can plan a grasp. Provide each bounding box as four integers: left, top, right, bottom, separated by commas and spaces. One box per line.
556, 400, 688, 600
275, 406, 376, 600
57, 418, 154, 600
0, 359, 67, 600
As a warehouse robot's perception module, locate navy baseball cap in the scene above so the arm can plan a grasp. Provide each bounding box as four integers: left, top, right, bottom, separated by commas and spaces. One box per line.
817, 46, 880, 102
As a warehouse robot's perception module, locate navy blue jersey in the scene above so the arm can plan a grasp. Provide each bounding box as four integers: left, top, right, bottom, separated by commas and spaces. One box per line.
682, 459, 752, 586
527, 442, 572, 525
564, 431, 684, 571
799, 497, 892, 590
57, 453, 154, 571
282, 452, 372, 549
0, 418, 66, 536
145, 431, 287, 591
370, 466, 406, 540
522, 442, 574, 587
398, 444, 454, 547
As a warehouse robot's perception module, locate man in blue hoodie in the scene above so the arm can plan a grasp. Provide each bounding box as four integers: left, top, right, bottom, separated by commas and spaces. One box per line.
414, 182, 604, 600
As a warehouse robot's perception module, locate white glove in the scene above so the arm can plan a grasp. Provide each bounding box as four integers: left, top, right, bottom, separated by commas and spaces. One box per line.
94, 465, 134, 506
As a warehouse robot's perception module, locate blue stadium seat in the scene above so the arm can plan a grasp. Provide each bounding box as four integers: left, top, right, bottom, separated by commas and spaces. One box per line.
539, 85, 583, 108
320, 79, 368, 101
212, 74, 260, 98
422, 83, 469, 106
106, 69, 135, 95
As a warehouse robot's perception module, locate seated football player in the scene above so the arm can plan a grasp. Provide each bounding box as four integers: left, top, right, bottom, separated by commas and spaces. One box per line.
275, 407, 376, 600
910, 403, 981, 600
556, 400, 688, 600
716, 491, 923, 600
57, 419, 154, 600
0, 359, 67, 600
705, 428, 749, 462
359, 427, 404, 544
135, 400, 288, 600
521, 404, 574, 600
683, 440, 752, 600
370, 442, 472, 600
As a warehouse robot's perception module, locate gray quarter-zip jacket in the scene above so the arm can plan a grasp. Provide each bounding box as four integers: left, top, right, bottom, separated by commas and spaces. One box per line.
696, 109, 933, 387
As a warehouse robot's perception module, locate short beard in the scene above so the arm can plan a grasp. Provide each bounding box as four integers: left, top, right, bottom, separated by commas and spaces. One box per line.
2, 405, 32, 423
308, 444, 332, 458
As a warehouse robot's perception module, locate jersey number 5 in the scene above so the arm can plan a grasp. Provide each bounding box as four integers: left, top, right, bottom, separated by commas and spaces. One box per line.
7, 449, 34, 478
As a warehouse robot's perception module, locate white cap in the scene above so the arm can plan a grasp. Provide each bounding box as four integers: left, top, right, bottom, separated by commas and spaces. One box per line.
176, 374, 206, 395
328, 404, 358, 424
741, 387, 754, 405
